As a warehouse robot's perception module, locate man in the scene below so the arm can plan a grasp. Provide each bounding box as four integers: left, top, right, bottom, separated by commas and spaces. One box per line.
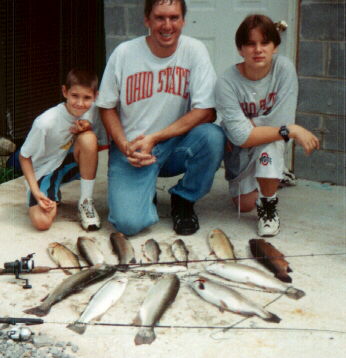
96, 0, 225, 236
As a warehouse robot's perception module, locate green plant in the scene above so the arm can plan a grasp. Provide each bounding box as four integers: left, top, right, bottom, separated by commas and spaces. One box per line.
0, 167, 21, 184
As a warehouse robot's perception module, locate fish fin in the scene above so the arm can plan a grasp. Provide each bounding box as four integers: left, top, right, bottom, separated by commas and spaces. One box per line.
275, 273, 292, 283
23, 305, 49, 317
62, 269, 72, 276
40, 294, 49, 303
219, 300, 228, 313
264, 312, 281, 324
129, 257, 137, 264
66, 322, 86, 335
134, 327, 156, 345
287, 266, 293, 273
285, 287, 305, 300
133, 315, 142, 326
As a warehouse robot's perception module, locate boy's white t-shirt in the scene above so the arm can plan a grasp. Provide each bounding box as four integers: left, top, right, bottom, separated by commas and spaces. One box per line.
20, 102, 105, 181
96, 35, 216, 142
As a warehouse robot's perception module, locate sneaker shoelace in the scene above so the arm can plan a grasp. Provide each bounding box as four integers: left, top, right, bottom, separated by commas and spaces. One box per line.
81, 200, 96, 219
258, 199, 278, 222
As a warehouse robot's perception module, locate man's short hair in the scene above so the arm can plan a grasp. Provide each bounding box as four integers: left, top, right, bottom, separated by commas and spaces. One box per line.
144, 0, 187, 19
64, 68, 98, 92
235, 14, 281, 50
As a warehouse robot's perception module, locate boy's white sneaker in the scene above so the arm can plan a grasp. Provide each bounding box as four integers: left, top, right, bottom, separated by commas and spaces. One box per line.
78, 198, 100, 231
279, 167, 297, 187
256, 197, 280, 237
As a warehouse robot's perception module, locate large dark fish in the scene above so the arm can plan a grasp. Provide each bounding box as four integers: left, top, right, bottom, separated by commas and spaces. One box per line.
23, 264, 117, 317
110, 232, 136, 265
133, 274, 180, 345
249, 239, 292, 283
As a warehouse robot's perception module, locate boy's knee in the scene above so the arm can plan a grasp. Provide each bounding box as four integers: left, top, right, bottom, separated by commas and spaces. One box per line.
32, 216, 53, 231
76, 130, 98, 149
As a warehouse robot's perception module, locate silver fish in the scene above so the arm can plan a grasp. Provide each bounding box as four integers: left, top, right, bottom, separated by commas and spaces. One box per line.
23, 264, 117, 317
143, 239, 161, 263
67, 277, 128, 334
131, 264, 187, 274
110, 232, 136, 265
133, 274, 180, 345
77, 236, 106, 266
171, 239, 189, 265
208, 228, 236, 261
206, 262, 305, 300
189, 276, 280, 323
47, 242, 80, 275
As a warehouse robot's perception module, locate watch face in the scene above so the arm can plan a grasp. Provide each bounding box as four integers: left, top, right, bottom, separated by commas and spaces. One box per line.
280, 126, 289, 141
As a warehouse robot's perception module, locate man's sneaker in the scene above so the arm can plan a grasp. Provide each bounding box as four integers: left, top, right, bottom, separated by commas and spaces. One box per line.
256, 197, 280, 237
171, 194, 199, 235
279, 167, 297, 187
78, 198, 101, 231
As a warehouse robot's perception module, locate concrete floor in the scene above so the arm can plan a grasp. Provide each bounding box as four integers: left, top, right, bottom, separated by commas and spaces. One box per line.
1, 150, 345, 358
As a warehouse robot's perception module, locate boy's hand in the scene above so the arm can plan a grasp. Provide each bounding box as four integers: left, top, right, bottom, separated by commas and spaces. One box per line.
288, 124, 320, 155
34, 191, 55, 212
70, 120, 92, 134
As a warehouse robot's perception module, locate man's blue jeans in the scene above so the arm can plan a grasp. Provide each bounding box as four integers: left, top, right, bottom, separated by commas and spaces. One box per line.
107, 123, 226, 235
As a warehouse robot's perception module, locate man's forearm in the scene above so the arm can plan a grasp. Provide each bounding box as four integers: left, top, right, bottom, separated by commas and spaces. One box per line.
151, 108, 216, 145
99, 107, 128, 154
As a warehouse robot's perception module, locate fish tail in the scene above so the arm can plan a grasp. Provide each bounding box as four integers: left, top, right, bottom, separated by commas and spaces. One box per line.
285, 287, 306, 300
275, 272, 292, 283
134, 327, 156, 345
66, 322, 87, 335
263, 312, 281, 324
23, 305, 50, 317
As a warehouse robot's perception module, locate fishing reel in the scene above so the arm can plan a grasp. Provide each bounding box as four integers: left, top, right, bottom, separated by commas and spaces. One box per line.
6, 324, 32, 341
3, 253, 35, 289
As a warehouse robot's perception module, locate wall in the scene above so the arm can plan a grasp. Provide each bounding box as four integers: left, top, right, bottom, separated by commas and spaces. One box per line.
296, 0, 345, 185
103, 0, 346, 185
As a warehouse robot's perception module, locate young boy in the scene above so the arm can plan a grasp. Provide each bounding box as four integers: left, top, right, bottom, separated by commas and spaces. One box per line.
216, 14, 320, 237
19, 68, 105, 231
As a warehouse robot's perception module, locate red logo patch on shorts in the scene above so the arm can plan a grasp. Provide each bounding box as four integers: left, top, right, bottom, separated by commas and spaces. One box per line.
259, 152, 272, 166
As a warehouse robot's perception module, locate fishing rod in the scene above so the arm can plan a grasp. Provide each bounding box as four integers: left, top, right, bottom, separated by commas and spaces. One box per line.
1, 252, 345, 288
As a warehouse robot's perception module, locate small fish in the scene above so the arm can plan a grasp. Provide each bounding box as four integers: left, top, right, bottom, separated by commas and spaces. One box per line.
47, 242, 80, 275
171, 239, 189, 265
142, 239, 161, 263
206, 262, 305, 300
208, 229, 236, 261
77, 236, 105, 266
67, 277, 128, 334
110, 232, 136, 265
23, 264, 117, 317
249, 239, 292, 283
134, 274, 180, 345
131, 264, 187, 274
189, 276, 280, 323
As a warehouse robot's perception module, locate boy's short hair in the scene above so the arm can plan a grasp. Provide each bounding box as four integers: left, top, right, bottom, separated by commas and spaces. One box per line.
64, 68, 98, 93
144, 0, 187, 19
235, 14, 281, 50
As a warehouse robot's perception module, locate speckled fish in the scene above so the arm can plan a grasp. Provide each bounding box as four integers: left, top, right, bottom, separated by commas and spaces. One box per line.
208, 229, 236, 261
47, 242, 80, 275
23, 264, 118, 317
142, 239, 161, 263
249, 239, 292, 283
189, 276, 280, 323
77, 236, 106, 266
67, 277, 128, 334
110, 232, 136, 265
206, 262, 305, 300
171, 239, 189, 265
134, 274, 180, 345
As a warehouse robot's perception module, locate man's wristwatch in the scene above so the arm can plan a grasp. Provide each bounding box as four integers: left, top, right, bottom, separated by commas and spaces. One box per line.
279, 125, 290, 142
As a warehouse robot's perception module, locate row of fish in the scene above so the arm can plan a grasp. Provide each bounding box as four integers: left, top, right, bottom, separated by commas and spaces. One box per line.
48, 234, 190, 275
208, 229, 294, 283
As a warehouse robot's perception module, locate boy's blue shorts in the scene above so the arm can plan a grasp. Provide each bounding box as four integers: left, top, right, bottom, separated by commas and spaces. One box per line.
28, 149, 80, 207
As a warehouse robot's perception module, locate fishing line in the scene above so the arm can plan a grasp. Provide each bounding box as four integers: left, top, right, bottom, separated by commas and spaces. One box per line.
41, 319, 346, 335
41, 252, 346, 272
